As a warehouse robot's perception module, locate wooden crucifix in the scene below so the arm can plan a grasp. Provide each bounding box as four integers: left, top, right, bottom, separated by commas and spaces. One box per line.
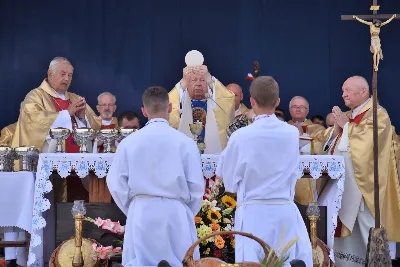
341, 1, 399, 266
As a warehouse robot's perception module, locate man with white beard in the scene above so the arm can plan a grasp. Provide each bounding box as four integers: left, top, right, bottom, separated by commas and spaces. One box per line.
106, 86, 204, 266
216, 76, 312, 266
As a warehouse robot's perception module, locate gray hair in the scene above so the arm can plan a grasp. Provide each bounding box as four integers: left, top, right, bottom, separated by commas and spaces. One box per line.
97, 92, 116, 103
289, 96, 309, 109
49, 57, 73, 72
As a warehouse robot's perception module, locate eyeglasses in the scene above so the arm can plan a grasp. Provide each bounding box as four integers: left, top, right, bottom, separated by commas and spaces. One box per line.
98, 104, 115, 108
290, 106, 308, 110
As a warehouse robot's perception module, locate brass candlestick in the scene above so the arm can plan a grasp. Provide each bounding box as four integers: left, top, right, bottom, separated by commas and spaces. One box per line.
71, 200, 86, 267
306, 202, 320, 267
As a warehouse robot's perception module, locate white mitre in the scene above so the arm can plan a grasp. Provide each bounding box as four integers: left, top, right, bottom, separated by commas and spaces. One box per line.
176, 50, 222, 154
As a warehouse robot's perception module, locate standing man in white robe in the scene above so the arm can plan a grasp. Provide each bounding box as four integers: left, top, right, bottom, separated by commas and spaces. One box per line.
107, 86, 204, 267
216, 76, 312, 266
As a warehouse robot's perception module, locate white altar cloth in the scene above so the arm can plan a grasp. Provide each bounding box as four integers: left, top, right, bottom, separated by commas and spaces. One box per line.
0, 172, 35, 266
29, 153, 345, 266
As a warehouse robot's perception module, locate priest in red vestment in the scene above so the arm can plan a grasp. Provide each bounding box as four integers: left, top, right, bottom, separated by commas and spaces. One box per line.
94, 92, 118, 152
11, 57, 100, 202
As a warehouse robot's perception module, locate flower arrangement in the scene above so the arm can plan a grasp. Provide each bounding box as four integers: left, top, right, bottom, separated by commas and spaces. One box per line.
195, 175, 236, 262
0, 259, 6, 266
84, 217, 125, 260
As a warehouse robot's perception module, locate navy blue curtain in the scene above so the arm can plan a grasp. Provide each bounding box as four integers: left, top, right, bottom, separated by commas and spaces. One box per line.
0, 0, 399, 129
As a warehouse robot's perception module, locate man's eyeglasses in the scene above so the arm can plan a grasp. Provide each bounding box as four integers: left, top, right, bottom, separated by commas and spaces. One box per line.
290, 106, 308, 111
98, 104, 115, 108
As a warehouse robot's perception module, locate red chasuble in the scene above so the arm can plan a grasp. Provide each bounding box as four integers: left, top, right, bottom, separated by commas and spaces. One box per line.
334, 111, 367, 237
50, 95, 89, 202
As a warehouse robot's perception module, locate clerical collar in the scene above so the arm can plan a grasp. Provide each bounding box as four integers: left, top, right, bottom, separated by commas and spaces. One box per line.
52, 88, 66, 100
145, 118, 169, 127
254, 114, 275, 121
352, 98, 370, 119
102, 119, 113, 126
292, 118, 307, 125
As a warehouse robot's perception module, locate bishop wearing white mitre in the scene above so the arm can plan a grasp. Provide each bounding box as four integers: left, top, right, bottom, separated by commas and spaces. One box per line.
216, 77, 312, 266
107, 86, 204, 266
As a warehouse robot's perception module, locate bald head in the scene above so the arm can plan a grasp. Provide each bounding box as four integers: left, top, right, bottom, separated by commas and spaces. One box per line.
227, 83, 243, 110
326, 113, 334, 127
342, 76, 370, 109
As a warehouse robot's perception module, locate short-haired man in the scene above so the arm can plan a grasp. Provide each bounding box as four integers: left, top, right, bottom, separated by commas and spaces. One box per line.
95, 92, 118, 152
226, 83, 250, 116
311, 115, 324, 126
117, 111, 141, 129
217, 76, 312, 265
107, 86, 204, 266
96, 92, 118, 128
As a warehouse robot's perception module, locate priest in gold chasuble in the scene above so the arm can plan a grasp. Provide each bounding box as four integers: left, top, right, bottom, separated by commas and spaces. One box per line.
287, 96, 326, 206
317, 76, 400, 265
169, 65, 235, 153
0, 122, 17, 146
11, 57, 100, 202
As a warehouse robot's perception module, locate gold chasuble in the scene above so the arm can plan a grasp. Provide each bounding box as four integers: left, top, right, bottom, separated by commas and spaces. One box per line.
0, 122, 17, 146
319, 99, 400, 241
169, 80, 235, 150
11, 79, 100, 151
236, 103, 250, 117
287, 119, 326, 205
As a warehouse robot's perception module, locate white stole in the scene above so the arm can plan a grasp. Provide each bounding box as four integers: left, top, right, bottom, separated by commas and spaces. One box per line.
178, 88, 222, 154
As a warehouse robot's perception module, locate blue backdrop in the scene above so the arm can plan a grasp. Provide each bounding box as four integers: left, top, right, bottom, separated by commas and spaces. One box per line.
0, 0, 399, 129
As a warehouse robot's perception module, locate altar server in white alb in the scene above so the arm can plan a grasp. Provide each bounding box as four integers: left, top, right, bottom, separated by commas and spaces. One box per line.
216, 76, 312, 266
107, 86, 204, 267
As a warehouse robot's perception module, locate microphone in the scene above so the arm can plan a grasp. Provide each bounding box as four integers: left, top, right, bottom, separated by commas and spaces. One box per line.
205, 93, 228, 116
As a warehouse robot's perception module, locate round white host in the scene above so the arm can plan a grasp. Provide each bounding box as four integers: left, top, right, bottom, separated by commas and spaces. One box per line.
185, 50, 204, 66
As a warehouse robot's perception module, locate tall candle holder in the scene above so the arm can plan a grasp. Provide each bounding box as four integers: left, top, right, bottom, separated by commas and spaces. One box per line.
71, 200, 86, 267
306, 201, 320, 267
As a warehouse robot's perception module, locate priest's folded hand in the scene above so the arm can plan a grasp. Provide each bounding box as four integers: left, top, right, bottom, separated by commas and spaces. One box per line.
332, 106, 349, 128
68, 97, 86, 118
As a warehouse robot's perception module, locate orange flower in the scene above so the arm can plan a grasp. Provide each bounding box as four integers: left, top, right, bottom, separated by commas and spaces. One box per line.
214, 235, 225, 249
210, 223, 220, 232
194, 217, 202, 224
231, 239, 235, 248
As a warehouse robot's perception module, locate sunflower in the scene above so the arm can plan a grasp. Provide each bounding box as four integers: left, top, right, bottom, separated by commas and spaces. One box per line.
207, 210, 222, 222
221, 195, 236, 208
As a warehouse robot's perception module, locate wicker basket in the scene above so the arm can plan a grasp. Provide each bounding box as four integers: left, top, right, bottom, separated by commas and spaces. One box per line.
182, 231, 276, 267
49, 237, 108, 267
313, 238, 334, 267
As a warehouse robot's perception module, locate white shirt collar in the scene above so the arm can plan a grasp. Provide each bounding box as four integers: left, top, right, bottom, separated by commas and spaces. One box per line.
145, 118, 169, 126
352, 98, 370, 119
52, 88, 66, 100
102, 119, 113, 126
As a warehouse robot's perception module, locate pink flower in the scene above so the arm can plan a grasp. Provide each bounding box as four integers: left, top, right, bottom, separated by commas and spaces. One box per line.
102, 219, 115, 232
92, 243, 98, 250
94, 217, 104, 227
113, 247, 122, 253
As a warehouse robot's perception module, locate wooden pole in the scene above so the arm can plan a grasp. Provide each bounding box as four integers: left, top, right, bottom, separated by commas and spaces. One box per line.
372, 70, 380, 228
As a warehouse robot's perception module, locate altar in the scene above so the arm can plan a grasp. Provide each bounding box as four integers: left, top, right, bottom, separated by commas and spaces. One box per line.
27, 153, 345, 266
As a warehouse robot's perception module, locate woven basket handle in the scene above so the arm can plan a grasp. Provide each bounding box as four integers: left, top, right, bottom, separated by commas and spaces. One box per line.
182, 230, 274, 267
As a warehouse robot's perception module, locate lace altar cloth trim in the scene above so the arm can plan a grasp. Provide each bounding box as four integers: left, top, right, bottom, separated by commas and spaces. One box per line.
29, 153, 345, 266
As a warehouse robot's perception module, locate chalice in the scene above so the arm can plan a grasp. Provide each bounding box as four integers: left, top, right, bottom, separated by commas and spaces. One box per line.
0, 146, 15, 172
50, 127, 71, 153
189, 123, 205, 153
118, 127, 137, 141
73, 128, 95, 153
189, 123, 203, 142
97, 128, 119, 153
15, 146, 39, 171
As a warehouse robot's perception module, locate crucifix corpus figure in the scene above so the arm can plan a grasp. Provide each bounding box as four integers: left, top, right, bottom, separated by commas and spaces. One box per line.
352, 14, 396, 71
339, 2, 400, 267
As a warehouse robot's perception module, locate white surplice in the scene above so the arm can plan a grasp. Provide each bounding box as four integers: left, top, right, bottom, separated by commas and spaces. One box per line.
216, 114, 312, 266
106, 118, 204, 267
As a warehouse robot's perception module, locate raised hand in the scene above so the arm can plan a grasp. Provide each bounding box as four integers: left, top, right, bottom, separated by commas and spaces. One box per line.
332, 106, 349, 128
